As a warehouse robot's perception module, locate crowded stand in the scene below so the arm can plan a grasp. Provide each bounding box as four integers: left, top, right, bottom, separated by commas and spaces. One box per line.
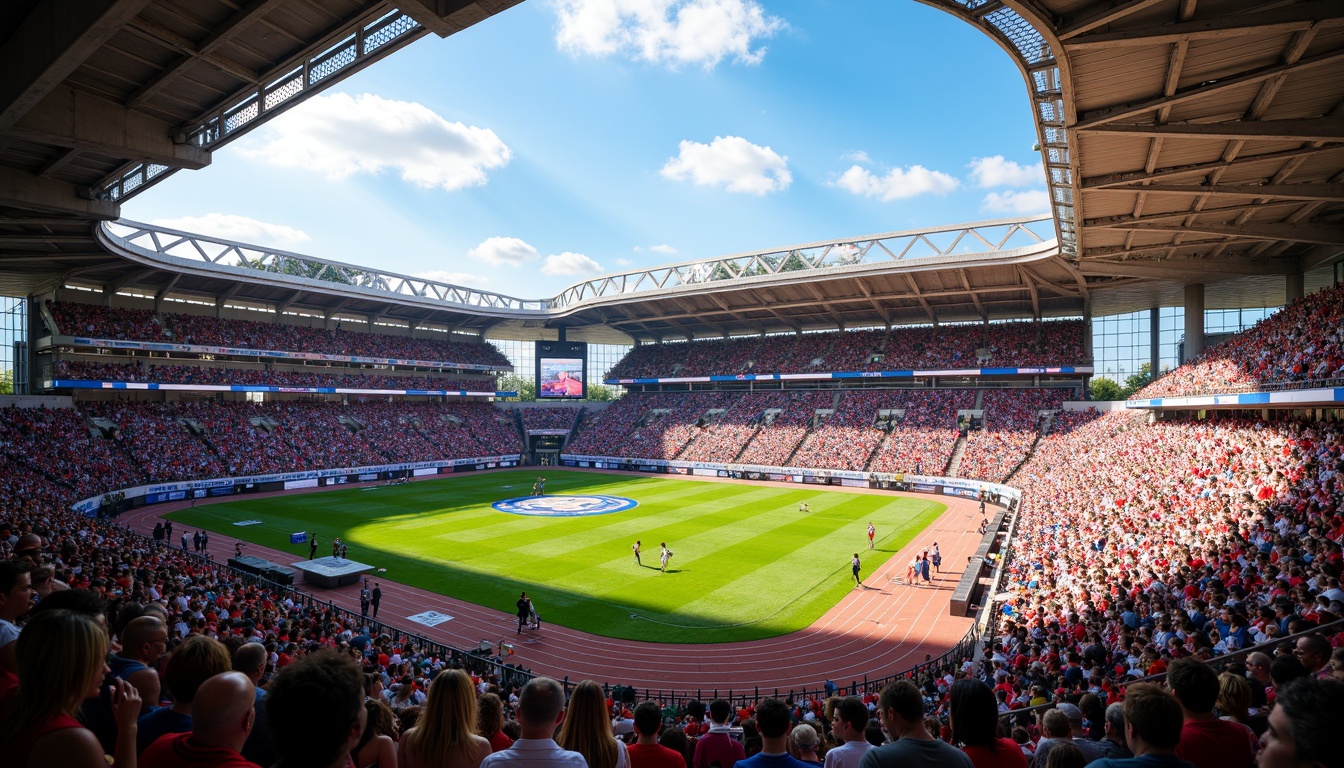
1138, 283, 1344, 398
735, 391, 834, 467
607, 320, 1085, 378
789, 390, 904, 472
46, 301, 512, 368
955, 388, 1069, 483
678, 391, 792, 463
81, 401, 229, 484
54, 359, 491, 392
520, 406, 579, 432
867, 389, 974, 476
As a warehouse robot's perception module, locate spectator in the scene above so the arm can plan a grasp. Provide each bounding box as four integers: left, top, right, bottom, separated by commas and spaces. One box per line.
1293, 634, 1332, 680
1042, 743, 1087, 768
0, 609, 142, 768
267, 650, 367, 768
350, 699, 398, 768
823, 696, 872, 768
138, 633, 233, 752
1099, 703, 1132, 760
1168, 657, 1257, 768
790, 723, 823, 766
1257, 677, 1344, 768
859, 680, 972, 767
1031, 710, 1074, 768
556, 679, 629, 768
695, 698, 746, 768
1089, 683, 1189, 768
629, 700, 687, 768
0, 559, 35, 672
116, 616, 170, 716
948, 679, 1026, 768
660, 727, 695, 768
481, 676, 585, 767
478, 692, 513, 752
398, 668, 491, 768
737, 697, 813, 768
139, 670, 260, 768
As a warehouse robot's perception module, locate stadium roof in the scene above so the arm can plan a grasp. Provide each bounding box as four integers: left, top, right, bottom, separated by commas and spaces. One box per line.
1, 0, 1341, 342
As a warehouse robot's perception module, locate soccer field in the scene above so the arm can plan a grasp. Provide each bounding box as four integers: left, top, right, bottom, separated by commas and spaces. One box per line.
167, 470, 946, 643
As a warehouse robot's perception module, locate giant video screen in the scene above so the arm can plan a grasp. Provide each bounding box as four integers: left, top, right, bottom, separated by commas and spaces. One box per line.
537, 356, 585, 399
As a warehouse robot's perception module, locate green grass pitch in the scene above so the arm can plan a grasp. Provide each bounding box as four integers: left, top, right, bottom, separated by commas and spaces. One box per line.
166, 470, 946, 643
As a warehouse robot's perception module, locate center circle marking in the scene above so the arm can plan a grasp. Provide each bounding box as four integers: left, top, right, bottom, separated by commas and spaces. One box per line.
492, 494, 638, 517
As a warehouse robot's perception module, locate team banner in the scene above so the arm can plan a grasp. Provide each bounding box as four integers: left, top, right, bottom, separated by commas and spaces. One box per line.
63, 336, 506, 372
47, 380, 515, 398
605, 365, 1091, 386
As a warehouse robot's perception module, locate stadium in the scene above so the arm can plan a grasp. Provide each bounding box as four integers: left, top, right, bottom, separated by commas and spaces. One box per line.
1, 1, 1342, 766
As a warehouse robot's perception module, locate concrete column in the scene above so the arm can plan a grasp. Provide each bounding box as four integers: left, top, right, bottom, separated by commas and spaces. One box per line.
1149, 308, 1160, 379
1183, 284, 1205, 363
1286, 272, 1305, 304
1082, 311, 1093, 362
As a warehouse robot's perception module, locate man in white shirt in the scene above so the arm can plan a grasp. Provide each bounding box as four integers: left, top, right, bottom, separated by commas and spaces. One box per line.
824, 696, 873, 768
481, 677, 586, 767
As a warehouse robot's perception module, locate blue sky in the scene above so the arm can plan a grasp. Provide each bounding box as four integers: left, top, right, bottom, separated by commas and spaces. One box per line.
123, 0, 1047, 300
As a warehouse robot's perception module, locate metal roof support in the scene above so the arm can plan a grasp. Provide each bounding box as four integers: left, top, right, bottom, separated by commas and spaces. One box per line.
1073, 49, 1344, 130
1064, 1, 1344, 49
900, 273, 938, 325
1056, 0, 1167, 40
1083, 145, 1344, 189
1110, 221, 1344, 246
0, 0, 153, 130
153, 273, 180, 314
1091, 183, 1344, 200
1080, 118, 1344, 142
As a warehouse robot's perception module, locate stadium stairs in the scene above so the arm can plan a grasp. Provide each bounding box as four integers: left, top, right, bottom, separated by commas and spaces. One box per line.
944, 432, 968, 477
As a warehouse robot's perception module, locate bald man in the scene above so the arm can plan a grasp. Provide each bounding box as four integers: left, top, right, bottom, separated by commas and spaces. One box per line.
139, 671, 260, 767
114, 615, 169, 714
232, 643, 268, 700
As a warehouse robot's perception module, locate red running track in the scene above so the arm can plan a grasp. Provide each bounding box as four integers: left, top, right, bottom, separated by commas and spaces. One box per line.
123, 472, 984, 693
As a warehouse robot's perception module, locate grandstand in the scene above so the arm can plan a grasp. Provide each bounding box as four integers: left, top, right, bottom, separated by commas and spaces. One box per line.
0, 0, 1342, 755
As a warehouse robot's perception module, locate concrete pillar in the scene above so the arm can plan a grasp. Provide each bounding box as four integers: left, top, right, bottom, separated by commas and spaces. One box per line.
1149, 308, 1160, 379
1183, 284, 1205, 363
1082, 312, 1093, 363
557, 325, 567, 342
1286, 272, 1305, 304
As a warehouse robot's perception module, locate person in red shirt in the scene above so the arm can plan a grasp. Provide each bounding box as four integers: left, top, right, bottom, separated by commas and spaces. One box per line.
1168, 657, 1257, 768
140, 671, 260, 768
629, 701, 687, 768
694, 698, 745, 768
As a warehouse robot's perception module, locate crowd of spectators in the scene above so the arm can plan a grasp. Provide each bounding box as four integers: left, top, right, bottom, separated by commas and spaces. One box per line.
55, 359, 492, 392
736, 392, 834, 468
47, 301, 512, 369
679, 392, 794, 464
956, 389, 1070, 484
867, 390, 974, 476
791, 390, 908, 472
1139, 283, 1344, 398
520, 407, 581, 432
607, 321, 1086, 379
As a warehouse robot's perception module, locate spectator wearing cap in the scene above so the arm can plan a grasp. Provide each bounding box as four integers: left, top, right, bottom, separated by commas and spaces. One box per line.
628, 700, 687, 768
1258, 677, 1344, 768
1167, 657, 1257, 768
694, 698, 746, 768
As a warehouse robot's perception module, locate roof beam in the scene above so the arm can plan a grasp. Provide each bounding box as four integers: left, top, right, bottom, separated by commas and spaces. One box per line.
126, 0, 287, 110
124, 17, 257, 84
958, 269, 987, 320
0, 165, 118, 219
1057, 0, 1167, 40
899, 274, 938, 325
1017, 267, 1041, 320
275, 290, 305, 315
1090, 182, 1344, 200
1085, 201, 1304, 227
1109, 221, 1344, 245
8, 85, 211, 169
1064, 0, 1344, 49
1079, 117, 1344, 142
1082, 143, 1344, 188
1073, 49, 1344, 130
104, 267, 156, 293
853, 279, 893, 325
0, 0, 153, 130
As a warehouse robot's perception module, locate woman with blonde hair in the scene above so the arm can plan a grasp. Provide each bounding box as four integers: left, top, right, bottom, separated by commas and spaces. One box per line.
397, 668, 491, 768
1216, 671, 1254, 724
556, 679, 628, 768
0, 609, 142, 768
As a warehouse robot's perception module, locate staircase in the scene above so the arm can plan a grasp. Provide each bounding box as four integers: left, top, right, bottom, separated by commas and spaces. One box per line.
944, 433, 968, 477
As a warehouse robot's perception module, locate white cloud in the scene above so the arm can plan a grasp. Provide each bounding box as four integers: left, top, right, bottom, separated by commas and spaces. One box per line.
968, 155, 1043, 188
414, 269, 489, 286
150, 213, 310, 248
831, 164, 959, 202
468, 237, 540, 266
542, 251, 604, 276
615, 257, 634, 266
842, 150, 870, 164
982, 189, 1052, 215
239, 93, 510, 191
554, 0, 785, 69
649, 244, 677, 254
661, 135, 791, 195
